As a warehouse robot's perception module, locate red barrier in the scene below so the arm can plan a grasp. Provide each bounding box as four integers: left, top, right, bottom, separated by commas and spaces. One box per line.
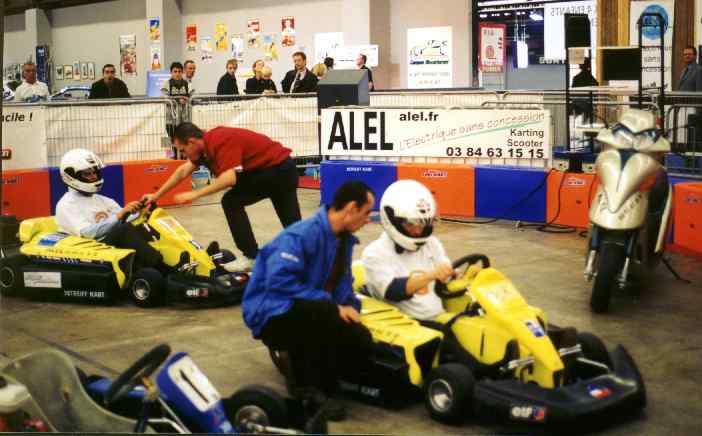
397, 163, 475, 217
1, 169, 51, 219
547, 171, 597, 229
122, 160, 192, 206
673, 182, 702, 255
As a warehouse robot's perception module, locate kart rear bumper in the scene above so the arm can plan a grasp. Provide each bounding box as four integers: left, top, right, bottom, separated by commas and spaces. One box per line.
473, 345, 646, 426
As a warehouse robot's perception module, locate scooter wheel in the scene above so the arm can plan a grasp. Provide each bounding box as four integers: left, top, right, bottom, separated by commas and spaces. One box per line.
591, 243, 625, 313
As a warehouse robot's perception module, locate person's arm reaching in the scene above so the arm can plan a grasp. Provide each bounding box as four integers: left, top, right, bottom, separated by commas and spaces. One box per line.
142, 160, 197, 205
172, 168, 236, 204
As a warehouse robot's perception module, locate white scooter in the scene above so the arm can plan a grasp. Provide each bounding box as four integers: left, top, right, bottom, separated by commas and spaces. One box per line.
584, 109, 679, 313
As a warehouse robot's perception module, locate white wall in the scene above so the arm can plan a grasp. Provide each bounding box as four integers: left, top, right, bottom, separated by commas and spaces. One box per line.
51, 0, 148, 94
3, 14, 32, 69
162, 0, 182, 67
389, 0, 472, 88
180, 0, 343, 94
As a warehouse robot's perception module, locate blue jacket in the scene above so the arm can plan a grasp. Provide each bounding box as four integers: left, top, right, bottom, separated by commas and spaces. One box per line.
242, 207, 362, 338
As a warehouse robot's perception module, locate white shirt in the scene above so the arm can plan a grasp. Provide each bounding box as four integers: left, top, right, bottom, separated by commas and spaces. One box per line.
13, 80, 49, 102
361, 232, 450, 320
55, 189, 121, 239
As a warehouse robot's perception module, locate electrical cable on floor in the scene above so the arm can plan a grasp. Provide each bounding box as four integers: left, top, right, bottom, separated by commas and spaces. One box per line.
518, 168, 577, 234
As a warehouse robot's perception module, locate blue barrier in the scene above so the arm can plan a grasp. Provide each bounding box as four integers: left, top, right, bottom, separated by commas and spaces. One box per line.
475, 166, 548, 223
320, 160, 397, 210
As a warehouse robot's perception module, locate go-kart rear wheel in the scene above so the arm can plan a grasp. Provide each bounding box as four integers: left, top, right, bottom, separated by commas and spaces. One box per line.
223, 384, 289, 432
0, 256, 25, 297
591, 243, 625, 313
130, 268, 165, 308
578, 332, 612, 368
425, 363, 474, 425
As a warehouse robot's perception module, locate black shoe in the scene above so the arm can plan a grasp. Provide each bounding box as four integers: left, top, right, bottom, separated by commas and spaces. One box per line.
292, 387, 347, 422
322, 397, 347, 422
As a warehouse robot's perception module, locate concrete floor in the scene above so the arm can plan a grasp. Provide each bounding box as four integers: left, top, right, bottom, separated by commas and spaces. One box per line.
1, 188, 701, 435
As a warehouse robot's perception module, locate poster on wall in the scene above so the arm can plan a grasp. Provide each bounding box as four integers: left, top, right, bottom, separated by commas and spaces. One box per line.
321, 108, 551, 160
263, 34, 279, 61
314, 32, 343, 64
149, 17, 161, 42
247, 19, 261, 48
81, 63, 88, 80
231, 35, 245, 61
119, 34, 137, 77
630, 0, 674, 90
281, 16, 296, 47
88, 62, 95, 80
407, 26, 452, 88
55, 65, 64, 80
63, 65, 73, 80
73, 61, 81, 80
200, 36, 213, 63
215, 23, 228, 52
332, 45, 379, 69
150, 45, 163, 71
478, 23, 506, 73
1, 106, 47, 170
544, 1, 596, 61
186, 24, 198, 51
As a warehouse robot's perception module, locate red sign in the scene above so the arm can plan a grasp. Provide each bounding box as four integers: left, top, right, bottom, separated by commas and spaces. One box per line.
479, 23, 506, 73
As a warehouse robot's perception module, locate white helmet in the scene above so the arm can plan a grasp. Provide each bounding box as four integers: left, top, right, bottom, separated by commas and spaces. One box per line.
380, 180, 437, 252
59, 149, 105, 194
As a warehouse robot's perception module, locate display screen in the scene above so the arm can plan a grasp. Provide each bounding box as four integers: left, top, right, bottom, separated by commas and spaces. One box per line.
600, 47, 641, 81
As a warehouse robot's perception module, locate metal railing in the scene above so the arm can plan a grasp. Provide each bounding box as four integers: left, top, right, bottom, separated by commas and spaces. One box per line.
662, 92, 702, 178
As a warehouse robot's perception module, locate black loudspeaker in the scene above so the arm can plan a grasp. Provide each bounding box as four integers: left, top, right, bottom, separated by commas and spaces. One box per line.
565, 14, 591, 48
317, 69, 370, 111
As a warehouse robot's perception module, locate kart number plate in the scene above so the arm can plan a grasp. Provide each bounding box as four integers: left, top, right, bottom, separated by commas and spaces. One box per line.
24, 271, 61, 288
166, 355, 221, 412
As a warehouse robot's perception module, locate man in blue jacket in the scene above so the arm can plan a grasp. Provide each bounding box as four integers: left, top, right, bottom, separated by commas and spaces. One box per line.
242, 181, 375, 421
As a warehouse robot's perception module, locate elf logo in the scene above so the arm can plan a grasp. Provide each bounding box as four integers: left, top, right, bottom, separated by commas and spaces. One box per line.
686, 194, 700, 205
146, 165, 167, 173
565, 176, 586, 187
1, 149, 11, 159
422, 169, 448, 178
1, 176, 19, 185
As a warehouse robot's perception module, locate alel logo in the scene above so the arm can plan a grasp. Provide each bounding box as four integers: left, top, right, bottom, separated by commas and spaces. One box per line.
1, 149, 11, 159
146, 165, 167, 173
422, 169, 448, 178
565, 176, 586, 187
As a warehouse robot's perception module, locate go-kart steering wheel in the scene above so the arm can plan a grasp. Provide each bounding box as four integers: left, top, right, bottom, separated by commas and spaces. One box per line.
119, 201, 157, 223
104, 344, 171, 405
435, 254, 491, 298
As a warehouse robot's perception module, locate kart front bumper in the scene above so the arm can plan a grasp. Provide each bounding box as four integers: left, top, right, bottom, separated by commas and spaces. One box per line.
473, 345, 646, 427
166, 272, 247, 305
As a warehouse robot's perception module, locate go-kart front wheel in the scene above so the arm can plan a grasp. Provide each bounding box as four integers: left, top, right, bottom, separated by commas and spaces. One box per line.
425, 363, 474, 425
577, 332, 612, 368
224, 385, 289, 433
130, 268, 165, 308
0, 255, 26, 296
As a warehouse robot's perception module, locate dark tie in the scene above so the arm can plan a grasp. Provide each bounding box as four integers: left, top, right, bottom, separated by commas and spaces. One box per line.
681, 65, 691, 83
292, 72, 302, 93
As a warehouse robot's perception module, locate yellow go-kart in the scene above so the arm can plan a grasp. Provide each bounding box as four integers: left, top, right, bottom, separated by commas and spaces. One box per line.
0, 205, 248, 308
341, 254, 646, 427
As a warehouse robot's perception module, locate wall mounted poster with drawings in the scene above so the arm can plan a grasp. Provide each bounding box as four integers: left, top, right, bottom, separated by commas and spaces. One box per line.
201, 36, 213, 63
247, 19, 261, 48
119, 34, 137, 77
81, 63, 88, 80
64, 65, 73, 79
73, 61, 81, 80
231, 35, 245, 61
215, 23, 228, 52
55, 65, 64, 80
186, 24, 197, 51
281, 16, 296, 47
88, 62, 95, 80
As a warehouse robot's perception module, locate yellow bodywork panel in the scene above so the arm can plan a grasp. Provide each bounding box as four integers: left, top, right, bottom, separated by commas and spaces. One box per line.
19, 217, 134, 288
359, 295, 442, 387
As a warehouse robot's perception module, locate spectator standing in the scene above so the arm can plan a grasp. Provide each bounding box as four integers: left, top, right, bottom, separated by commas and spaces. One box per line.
217, 59, 240, 95
161, 62, 190, 143
678, 45, 702, 91
323, 57, 335, 71
311, 63, 327, 80
184, 60, 197, 94
281, 52, 318, 93
89, 64, 131, 99
245, 59, 265, 94
356, 54, 374, 91
14, 62, 49, 102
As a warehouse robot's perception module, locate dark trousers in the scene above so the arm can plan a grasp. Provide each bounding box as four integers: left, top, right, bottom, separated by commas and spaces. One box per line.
221, 158, 301, 259
103, 223, 163, 270
260, 299, 374, 395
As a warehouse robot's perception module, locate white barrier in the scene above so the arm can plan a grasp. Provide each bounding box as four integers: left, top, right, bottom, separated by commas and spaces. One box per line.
2, 105, 47, 170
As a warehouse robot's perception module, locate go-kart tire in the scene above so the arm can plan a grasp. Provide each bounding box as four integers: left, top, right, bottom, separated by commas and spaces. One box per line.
130, 268, 165, 308
425, 363, 474, 425
577, 332, 612, 369
591, 243, 625, 313
0, 256, 25, 297
223, 384, 289, 432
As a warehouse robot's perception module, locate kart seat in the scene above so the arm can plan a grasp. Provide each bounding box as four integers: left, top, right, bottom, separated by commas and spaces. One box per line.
19, 217, 59, 243
0, 349, 153, 433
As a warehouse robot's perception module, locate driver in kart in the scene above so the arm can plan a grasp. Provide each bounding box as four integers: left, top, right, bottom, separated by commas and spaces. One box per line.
361, 180, 453, 322
54, 149, 167, 271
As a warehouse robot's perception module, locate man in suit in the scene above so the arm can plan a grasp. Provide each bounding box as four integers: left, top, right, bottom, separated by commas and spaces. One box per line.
281, 51, 318, 93
89, 64, 130, 99
678, 45, 702, 91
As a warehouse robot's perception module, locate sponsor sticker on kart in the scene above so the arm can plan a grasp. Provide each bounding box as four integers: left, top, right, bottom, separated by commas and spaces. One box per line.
37, 233, 69, 247
587, 384, 612, 399
24, 271, 61, 288
510, 405, 547, 422
525, 319, 545, 338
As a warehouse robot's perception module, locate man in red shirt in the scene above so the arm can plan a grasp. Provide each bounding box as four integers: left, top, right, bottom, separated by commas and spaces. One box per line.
141, 122, 302, 271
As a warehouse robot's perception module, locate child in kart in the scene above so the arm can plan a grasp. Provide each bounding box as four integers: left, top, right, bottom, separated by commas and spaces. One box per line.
361, 180, 453, 322
54, 148, 166, 271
